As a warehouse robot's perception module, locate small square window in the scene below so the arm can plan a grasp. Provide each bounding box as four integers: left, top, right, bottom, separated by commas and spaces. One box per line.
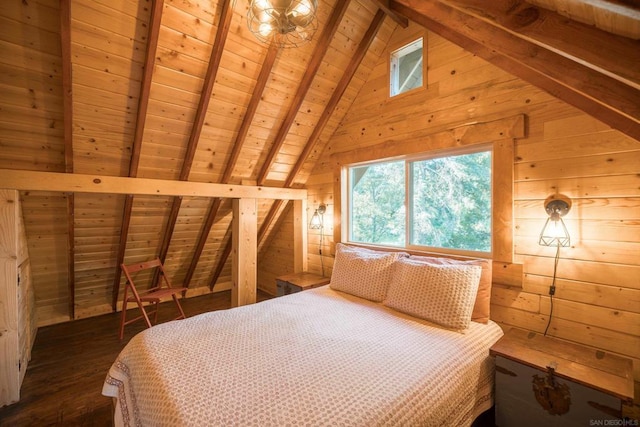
390, 38, 423, 97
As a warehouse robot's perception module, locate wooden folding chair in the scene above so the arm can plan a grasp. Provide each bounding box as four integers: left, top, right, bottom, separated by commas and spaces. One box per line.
119, 258, 187, 339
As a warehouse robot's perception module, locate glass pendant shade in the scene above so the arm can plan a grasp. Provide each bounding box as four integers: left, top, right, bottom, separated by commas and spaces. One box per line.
309, 209, 322, 229
538, 198, 571, 247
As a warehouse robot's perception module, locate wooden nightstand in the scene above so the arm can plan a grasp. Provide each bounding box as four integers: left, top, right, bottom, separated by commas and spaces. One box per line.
490, 328, 634, 427
275, 272, 330, 296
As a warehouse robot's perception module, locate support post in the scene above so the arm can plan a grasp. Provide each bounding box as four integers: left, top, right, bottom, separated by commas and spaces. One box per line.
293, 199, 308, 273
232, 198, 257, 307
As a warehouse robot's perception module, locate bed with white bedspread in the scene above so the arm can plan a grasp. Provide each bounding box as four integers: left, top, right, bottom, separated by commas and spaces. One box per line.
103, 244, 503, 426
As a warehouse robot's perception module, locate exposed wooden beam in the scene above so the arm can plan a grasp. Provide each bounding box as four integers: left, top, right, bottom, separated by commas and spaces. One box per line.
0, 170, 307, 200
111, 0, 165, 312
231, 198, 257, 307
286, 9, 387, 187
209, 237, 232, 291
442, 0, 639, 90
208, 1, 353, 291
256, 0, 352, 185
372, 0, 409, 27
184, 41, 280, 290
60, 0, 75, 320
153, 0, 234, 280
391, 0, 640, 141
259, 10, 387, 251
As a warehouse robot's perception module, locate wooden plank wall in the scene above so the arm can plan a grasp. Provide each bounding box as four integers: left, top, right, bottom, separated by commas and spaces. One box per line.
292, 21, 640, 390
0, 0, 70, 326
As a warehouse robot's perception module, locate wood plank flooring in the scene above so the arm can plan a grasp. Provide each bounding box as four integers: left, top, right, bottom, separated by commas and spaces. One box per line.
0, 290, 273, 426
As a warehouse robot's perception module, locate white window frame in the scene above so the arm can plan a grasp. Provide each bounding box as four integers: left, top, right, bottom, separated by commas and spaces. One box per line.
343, 144, 493, 258
389, 37, 424, 97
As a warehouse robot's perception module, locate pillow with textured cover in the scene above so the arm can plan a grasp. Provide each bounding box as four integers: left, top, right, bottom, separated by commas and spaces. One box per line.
329, 243, 407, 302
384, 258, 482, 331
409, 255, 492, 324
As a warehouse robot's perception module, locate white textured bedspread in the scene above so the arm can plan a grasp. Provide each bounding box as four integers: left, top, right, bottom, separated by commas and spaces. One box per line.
103, 286, 503, 426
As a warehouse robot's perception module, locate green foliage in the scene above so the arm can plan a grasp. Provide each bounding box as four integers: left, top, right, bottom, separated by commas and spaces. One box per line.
411, 151, 491, 251
350, 161, 405, 246
348, 150, 491, 252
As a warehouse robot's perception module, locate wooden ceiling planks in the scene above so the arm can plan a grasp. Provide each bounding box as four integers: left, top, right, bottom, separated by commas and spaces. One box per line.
152, 0, 234, 290
183, 41, 281, 290
256, 0, 352, 187
205, 0, 355, 289
111, 0, 165, 312
209, 6, 391, 289
70, 0, 151, 319
258, 9, 388, 255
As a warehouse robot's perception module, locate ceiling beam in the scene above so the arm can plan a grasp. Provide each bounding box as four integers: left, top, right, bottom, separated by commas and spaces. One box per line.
443, 0, 639, 90
391, 0, 640, 141
256, 0, 352, 186
111, 0, 165, 312
0, 169, 307, 200
257, 10, 388, 253
185, 41, 280, 290
372, 0, 409, 27
60, 0, 75, 320
207, 1, 353, 290
287, 9, 387, 187
154, 0, 234, 280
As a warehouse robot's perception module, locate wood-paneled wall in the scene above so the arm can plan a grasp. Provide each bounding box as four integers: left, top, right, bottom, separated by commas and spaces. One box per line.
293, 22, 640, 392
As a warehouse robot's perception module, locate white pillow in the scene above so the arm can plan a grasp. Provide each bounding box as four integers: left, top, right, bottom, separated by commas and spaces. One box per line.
329, 243, 407, 302
384, 257, 482, 331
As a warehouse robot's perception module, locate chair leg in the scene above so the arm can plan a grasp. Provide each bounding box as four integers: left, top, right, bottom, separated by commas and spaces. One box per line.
152, 300, 160, 325
137, 299, 154, 329
119, 286, 129, 340
173, 294, 186, 320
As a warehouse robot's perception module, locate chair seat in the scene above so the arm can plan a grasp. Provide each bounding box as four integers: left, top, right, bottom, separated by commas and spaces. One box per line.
127, 287, 188, 302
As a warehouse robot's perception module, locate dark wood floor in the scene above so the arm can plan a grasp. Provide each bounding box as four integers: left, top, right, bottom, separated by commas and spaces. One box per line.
0, 290, 273, 427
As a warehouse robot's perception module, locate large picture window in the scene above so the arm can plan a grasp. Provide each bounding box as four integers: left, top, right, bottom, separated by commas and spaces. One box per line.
346, 147, 492, 255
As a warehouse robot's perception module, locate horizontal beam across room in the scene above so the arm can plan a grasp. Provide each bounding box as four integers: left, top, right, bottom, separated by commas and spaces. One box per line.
0, 170, 307, 200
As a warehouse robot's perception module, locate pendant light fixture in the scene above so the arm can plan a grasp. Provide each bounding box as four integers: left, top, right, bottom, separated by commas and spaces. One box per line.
247, 0, 319, 48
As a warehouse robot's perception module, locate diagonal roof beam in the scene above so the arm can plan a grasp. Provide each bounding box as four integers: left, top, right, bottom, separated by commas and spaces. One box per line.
111, 0, 165, 311
208, 1, 354, 290
256, 0, 352, 186
372, 0, 409, 27
152, 0, 234, 284
184, 41, 280, 290
286, 9, 387, 187
391, 0, 640, 141
258, 9, 388, 250
60, 0, 75, 319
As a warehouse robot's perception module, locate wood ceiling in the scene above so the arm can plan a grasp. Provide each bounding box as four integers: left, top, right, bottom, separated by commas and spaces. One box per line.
0, 0, 638, 325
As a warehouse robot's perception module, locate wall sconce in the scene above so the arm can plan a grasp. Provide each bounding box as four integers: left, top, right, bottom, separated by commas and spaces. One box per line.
309, 204, 326, 276
309, 204, 325, 230
247, 0, 319, 48
538, 195, 571, 336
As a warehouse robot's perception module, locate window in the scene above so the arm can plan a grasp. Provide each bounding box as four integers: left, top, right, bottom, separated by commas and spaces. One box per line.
346, 147, 492, 255
390, 38, 424, 97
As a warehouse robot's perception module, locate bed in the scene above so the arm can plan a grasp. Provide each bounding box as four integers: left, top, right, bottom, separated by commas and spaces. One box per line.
103, 244, 503, 426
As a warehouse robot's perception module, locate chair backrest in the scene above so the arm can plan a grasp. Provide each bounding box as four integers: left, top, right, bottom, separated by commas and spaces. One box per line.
121, 258, 174, 293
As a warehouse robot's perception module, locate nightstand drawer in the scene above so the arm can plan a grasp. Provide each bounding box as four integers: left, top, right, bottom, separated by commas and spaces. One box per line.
495, 356, 621, 427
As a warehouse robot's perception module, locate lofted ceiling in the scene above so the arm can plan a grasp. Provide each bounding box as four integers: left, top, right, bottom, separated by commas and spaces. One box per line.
0, 0, 638, 325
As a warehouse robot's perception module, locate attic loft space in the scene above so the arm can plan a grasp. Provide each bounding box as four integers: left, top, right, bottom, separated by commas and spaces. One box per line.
1, 0, 639, 421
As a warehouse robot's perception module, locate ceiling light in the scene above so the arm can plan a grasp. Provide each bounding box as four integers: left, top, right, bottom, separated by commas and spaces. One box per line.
247, 0, 319, 48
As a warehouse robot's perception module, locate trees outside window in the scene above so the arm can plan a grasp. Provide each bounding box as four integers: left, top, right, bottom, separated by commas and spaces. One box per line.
346, 147, 492, 255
